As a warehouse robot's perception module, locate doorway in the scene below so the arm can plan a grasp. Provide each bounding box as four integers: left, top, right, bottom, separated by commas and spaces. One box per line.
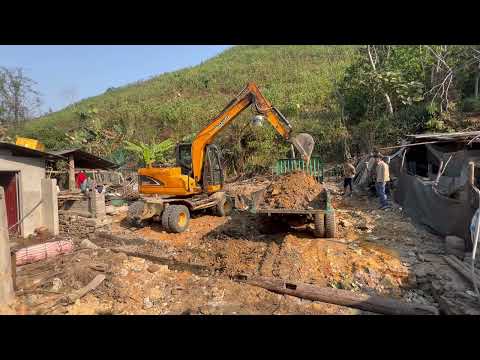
0, 171, 20, 235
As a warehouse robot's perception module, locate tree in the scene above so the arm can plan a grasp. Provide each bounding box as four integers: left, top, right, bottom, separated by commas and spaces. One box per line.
0, 67, 42, 123
367, 45, 394, 115
124, 139, 174, 167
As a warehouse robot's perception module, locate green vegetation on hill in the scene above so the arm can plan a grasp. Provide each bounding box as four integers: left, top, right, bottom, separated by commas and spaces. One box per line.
13, 45, 480, 176
14, 45, 355, 175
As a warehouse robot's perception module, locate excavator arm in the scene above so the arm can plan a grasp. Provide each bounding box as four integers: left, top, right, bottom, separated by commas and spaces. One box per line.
191, 82, 312, 183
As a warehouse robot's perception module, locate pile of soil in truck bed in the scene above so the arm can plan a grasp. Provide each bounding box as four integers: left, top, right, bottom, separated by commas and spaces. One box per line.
261, 172, 324, 210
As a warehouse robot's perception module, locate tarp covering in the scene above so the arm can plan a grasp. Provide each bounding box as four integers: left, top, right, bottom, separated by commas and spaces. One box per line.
394, 171, 475, 251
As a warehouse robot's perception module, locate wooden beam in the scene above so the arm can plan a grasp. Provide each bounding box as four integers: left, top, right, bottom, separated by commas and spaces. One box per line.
68, 154, 76, 191
443, 255, 480, 288
233, 275, 438, 315
378, 140, 448, 151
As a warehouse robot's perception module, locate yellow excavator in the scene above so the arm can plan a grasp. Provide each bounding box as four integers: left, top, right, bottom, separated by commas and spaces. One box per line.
128, 82, 314, 233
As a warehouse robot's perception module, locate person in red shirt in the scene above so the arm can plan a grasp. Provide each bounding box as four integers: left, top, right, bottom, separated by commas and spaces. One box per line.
75, 171, 87, 191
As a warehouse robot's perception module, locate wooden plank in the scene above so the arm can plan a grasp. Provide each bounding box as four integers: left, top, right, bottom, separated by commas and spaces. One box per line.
67, 274, 105, 303
443, 255, 480, 287
233, 275, 438, 315
39, 274, 106, 314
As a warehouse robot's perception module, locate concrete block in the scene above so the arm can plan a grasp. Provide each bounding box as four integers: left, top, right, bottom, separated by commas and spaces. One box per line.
41, 179, 59, 236
0, 187, 15, 305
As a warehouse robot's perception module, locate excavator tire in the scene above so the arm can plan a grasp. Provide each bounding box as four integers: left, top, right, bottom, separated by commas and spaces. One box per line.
313, 212, 325, 238
167, 205, 190, 233
161, 205, 174, 231
325, 211, 337, 238
216, 196, 233, 217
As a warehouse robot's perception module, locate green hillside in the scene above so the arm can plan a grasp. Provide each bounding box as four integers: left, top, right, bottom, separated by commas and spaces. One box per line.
15, 45, 355, 174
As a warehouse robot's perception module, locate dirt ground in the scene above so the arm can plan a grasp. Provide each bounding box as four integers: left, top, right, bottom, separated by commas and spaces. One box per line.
7, 178, 480, 315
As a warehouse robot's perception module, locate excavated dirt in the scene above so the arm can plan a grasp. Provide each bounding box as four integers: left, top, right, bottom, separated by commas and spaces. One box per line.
261, 172, 324, 210
10, 177, 479, 315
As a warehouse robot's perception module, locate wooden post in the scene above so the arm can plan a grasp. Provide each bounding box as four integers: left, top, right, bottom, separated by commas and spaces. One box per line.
68, 154, 76, 191
468, 162, 475, 207
469, 161, 475, 186
0, 187, 15, 306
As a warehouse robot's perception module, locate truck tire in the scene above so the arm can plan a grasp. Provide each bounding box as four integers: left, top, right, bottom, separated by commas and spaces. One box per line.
128, 200, 146, 226
216, 196, 233, 217
168, 205, 190, 233
161, 205, 174, 231
325, 211, 337, 238
313, 213, 325, 238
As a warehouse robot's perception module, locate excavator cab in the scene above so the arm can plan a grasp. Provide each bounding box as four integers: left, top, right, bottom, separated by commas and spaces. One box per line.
202, 144, 224, 192
176, 143, 192, 175
176, 142, 224, 192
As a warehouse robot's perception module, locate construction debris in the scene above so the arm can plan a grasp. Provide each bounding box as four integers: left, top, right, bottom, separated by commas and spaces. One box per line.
5, 176, 480, 315
15, 240, 74, 266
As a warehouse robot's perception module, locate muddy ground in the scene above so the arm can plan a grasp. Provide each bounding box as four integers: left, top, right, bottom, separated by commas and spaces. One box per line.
6, 179, 480, 315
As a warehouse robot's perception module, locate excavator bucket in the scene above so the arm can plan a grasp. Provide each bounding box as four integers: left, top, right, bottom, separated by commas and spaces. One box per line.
291, 133, 315, 163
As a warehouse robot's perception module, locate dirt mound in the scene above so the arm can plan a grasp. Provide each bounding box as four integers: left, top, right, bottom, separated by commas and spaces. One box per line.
261, 172, 324, 210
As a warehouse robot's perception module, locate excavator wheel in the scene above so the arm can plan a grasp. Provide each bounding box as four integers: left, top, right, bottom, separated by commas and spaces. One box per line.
216, 196, 233, 217
167, 205, 190, 233
161, 205, 175, 231
313, 213, 325, 238
325, 210, 337, 238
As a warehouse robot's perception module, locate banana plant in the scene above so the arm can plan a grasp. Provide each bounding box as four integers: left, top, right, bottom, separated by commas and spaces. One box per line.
124, 139, 174, 167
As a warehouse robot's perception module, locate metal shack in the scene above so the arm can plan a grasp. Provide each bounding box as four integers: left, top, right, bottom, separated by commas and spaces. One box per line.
391, 131, 480, 251
0, 142, 64, 237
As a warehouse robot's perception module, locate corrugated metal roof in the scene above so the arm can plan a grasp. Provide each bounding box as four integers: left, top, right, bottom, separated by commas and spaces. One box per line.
0, 142, 65, 160
52, 148, 117, 169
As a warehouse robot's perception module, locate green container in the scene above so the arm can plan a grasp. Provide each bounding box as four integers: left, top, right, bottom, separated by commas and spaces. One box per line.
111, 199, 126, 207
275, 156, 324, 182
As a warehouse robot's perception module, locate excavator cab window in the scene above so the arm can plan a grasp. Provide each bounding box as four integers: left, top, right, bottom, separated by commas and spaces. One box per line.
176, 143, 192, 175
202, 144, 224, 188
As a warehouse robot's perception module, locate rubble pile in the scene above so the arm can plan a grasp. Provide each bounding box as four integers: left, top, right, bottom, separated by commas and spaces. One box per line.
59, 214, 112, 238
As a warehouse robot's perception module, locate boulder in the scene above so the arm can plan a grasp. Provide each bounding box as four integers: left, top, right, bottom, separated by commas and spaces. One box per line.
445, 236, 465, 258
80, 239, 99, 250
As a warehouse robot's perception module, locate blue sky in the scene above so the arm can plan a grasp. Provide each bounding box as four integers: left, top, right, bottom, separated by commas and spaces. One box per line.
0, 45, 232, 114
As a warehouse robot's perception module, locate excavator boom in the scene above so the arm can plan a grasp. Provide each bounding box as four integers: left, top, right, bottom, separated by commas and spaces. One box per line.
191, 82, 313, 183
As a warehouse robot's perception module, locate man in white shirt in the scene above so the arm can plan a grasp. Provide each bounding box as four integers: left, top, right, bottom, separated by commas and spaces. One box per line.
373, 154, 390, 209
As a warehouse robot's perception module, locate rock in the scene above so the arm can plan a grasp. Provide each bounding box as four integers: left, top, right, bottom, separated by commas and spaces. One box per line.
34, 225, 48, 233
356, 220, 372, 231
51, 278, 63, 292
339, 219, 351, 227
120, 268, 129, 277
147, 264, 161, 273
80, 239, 99, 249
445, 236, 465, 258
143, 297, 153, 309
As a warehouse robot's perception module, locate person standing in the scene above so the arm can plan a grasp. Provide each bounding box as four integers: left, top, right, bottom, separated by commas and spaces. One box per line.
343, 159, 356, 196
374, 154, 390, 209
